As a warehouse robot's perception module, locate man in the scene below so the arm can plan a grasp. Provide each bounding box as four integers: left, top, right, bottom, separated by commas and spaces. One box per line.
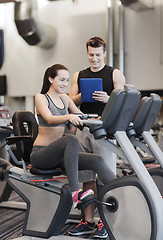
69, 36, 125, 115
69, 36, 126, 238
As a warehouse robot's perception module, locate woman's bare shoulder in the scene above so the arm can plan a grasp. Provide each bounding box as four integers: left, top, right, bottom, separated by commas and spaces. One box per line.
35, 93, 48, 106
35, 93, 46, 100
35, 93, 43, 98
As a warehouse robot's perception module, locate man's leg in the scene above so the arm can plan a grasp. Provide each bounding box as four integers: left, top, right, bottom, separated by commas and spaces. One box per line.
69, 129, 112, 238
83, 181, 97, 223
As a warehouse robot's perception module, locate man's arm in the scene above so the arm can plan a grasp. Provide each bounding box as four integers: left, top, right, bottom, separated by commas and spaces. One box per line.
92, 69, 126, 103
113, 69, 126, 90
69, 71, 82, 106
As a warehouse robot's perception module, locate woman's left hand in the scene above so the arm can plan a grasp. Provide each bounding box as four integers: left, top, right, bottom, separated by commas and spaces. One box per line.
68, 114, 83, 126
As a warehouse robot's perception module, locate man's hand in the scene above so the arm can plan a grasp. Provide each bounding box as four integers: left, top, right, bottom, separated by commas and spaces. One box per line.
92, 91, 109, 103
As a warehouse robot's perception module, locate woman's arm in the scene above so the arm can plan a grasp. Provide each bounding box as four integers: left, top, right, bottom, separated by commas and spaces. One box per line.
35, 93, 83, 126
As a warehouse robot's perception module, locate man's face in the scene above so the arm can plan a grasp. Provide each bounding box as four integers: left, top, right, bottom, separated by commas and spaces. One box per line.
87, 46, 106, 71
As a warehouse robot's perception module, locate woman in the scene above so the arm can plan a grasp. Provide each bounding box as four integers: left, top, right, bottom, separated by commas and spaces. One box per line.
30, 64, 115, 209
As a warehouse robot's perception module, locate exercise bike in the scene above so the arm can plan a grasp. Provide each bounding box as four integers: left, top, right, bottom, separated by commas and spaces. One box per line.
88, 85, 163, 240
117, 93, 163, 177
128, 93, 163, 197
0, 106, 18, 208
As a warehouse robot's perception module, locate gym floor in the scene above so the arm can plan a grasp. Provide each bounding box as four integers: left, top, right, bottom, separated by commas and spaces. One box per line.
13, 236, 84, 240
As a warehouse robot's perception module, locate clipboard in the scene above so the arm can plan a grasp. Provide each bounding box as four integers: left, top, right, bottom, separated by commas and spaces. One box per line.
80, 78, 103, 102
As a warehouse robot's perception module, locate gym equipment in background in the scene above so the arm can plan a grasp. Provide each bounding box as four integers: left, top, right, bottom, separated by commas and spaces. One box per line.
90, 85, 163, 240
0, 106, 17, 208
127, 93, 163, 196
0, 29, 4, 70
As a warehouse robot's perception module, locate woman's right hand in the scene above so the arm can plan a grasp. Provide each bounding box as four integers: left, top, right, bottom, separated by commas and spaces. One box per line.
68, 114, 83, 126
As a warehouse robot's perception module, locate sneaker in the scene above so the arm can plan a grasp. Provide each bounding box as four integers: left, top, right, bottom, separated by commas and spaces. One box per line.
69, 218, 96, 236
72, 189, 94, 208
93, 220, 108, 239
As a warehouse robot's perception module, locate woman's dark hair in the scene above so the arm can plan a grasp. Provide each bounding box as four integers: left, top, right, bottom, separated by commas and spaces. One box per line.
40, 64, 68, 94
86, 36, 106, 53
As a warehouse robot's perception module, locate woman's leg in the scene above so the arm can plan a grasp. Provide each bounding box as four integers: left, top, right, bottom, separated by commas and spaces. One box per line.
31, 135, 96, 208
78, 152, 116, 184
31, 135, 80, 191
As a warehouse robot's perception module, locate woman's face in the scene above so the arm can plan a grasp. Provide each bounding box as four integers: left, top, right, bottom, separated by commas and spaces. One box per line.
49, 69, 69, 93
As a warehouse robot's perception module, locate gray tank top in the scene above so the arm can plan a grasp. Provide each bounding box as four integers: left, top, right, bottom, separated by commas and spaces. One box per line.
37, 94, 69, 127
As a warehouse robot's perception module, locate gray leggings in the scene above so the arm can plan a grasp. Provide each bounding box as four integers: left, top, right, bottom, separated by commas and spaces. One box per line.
30, 135, 116, 191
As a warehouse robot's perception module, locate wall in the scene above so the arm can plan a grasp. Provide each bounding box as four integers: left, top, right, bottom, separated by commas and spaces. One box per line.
124, 0, 163, 90
0, 0, 107, 98
1, 0, 163, 113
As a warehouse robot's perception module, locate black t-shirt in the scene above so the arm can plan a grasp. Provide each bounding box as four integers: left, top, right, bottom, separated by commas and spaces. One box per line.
78, 65, 114, 116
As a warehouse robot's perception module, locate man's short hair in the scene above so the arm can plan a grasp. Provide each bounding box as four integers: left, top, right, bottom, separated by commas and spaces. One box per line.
86, 37, 106, 52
